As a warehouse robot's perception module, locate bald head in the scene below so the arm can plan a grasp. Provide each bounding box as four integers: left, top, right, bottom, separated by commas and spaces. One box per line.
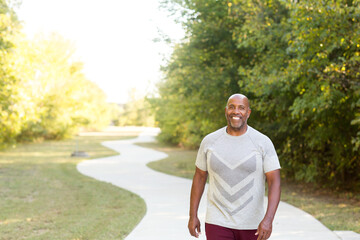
227, 94, 250, 109
225, 93, 251, 135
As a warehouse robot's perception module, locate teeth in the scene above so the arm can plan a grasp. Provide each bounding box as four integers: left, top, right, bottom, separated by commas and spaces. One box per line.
232, 117, 240, 120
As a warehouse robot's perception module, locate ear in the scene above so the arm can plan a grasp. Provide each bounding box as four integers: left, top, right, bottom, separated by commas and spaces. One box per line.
247, 108, 252, 119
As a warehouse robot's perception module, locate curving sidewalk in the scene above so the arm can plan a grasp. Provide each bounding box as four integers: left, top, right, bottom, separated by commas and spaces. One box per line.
77, 128, 359, 240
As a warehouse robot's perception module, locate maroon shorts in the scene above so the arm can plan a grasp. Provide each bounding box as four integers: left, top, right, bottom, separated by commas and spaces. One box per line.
205, 223, 257, 240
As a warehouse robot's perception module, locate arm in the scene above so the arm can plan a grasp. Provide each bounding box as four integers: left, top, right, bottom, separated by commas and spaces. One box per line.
256, 169, 281, 240
188, 167, 208, 238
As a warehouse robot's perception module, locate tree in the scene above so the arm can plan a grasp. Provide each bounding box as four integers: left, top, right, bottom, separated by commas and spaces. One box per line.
235, 0, 360, 186
9, 33, 112, 140
0, 0, 21, 146
155, 0, 360, 188
0, 2, 111, 146
155, 0, 247, 147
114, 89, 155, 127
1, 32, 111, 143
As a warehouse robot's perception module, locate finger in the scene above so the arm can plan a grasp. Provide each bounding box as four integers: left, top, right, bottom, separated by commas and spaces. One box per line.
188, 225, 196, 237
196, 224, 201, 237
264, 231, 271, 239
262, 231, 269, 240
189, 228, 195, 237
256, 228, 264, 239
258, 231, 265, 240
256, 232, 261, 240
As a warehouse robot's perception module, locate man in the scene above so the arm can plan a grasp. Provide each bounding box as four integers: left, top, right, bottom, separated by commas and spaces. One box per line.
188, 94, 281, 240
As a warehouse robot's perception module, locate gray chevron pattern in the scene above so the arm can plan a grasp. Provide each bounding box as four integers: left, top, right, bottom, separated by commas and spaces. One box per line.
213, 194, 254, 216
209, 152, 257, 216
214, 178, 254, 203
209, 153, 256, 187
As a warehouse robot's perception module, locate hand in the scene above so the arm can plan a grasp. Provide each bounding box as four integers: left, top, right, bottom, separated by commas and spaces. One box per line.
255, 218, 272, 240
188, 216, 201, 238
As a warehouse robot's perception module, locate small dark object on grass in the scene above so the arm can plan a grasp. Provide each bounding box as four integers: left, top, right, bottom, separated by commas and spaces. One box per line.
71, 151, 89, 157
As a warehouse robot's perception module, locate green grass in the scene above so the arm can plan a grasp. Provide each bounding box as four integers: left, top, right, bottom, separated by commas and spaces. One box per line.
0, 135, 146, 240
143, 141, 197, 180
137, 141, 360, 234
280, 181, 360, 233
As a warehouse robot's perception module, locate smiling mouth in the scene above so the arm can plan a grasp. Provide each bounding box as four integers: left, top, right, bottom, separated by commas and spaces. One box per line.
231, 116, 241, 120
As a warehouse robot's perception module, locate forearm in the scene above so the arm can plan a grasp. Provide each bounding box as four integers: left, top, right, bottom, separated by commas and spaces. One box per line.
188, 168, 208, 237
189, 168, 208, 218
256, 170, 281, 239
264, 171, 281, 221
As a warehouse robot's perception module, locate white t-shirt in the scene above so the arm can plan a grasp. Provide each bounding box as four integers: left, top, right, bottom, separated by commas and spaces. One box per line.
195, 125, 281, 230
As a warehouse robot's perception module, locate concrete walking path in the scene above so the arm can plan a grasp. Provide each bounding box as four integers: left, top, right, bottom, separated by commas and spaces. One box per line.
77, 128, 359, 240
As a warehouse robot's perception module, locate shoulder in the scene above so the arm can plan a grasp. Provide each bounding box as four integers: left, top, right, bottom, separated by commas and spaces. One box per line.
247, 125, 274, 146
201, 127, 226, 146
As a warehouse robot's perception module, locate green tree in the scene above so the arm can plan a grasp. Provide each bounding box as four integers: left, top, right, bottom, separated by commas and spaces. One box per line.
6, 33, 111, 141
115, 89, 155, 127
156, 0, 360, 189
0, 0, 21, 146
235, 0, 360, 187
14, 34, 110, 139
156, 0, 248, 147
0, 2, 111, 146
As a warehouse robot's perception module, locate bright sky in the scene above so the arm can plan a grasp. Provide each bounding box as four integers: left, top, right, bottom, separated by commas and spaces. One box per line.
16, 0, 184, 103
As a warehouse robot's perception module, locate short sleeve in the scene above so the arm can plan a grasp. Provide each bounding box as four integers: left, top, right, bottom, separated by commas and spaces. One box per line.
262, 137, 281, 173
195, 138, 208, 171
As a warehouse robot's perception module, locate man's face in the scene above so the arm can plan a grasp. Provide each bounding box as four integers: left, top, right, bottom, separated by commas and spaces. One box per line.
225, 96, 251, 131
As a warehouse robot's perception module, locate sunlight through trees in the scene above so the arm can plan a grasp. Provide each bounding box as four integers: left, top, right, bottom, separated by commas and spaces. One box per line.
0, 1, 112, 146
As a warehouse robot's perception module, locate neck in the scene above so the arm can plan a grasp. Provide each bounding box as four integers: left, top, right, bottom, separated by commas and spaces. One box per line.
226, 125, 248, 136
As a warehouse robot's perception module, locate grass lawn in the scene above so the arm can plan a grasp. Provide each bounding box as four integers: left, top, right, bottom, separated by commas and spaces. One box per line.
0, 135, 146, 240
138, 141, 360, 234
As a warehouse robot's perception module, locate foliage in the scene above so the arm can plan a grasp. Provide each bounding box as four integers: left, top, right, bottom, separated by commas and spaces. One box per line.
236, 0, 360, 188
0, 1, 112, 146
154, 0, 360, 188
156, 0, 245, 147
7, 33, 112, 142
113, 89, 155, 127
0, 0, 21, 145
